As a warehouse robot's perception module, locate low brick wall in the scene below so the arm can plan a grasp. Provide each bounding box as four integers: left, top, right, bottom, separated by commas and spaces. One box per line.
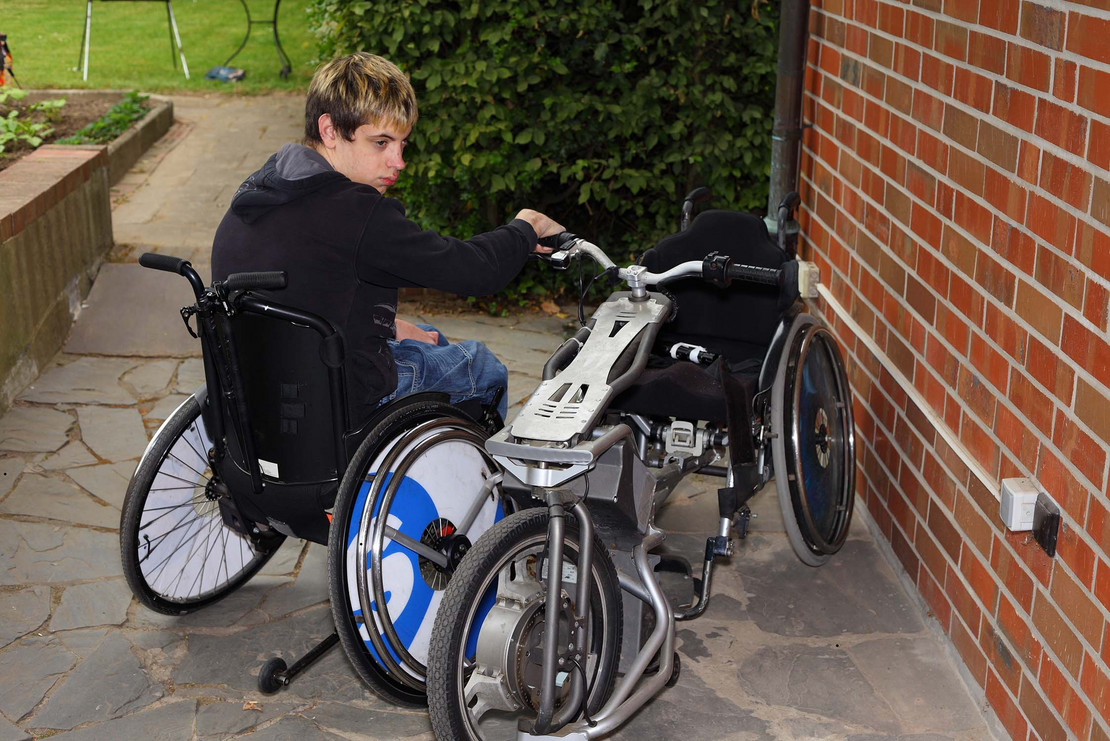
0, 96, 173, 412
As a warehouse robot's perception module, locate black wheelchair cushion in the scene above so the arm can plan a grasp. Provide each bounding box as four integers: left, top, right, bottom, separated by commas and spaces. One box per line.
611, 358, 757, 424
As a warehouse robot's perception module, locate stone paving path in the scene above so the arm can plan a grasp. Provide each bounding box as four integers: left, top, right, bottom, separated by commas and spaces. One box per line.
0, 95, 1001, 740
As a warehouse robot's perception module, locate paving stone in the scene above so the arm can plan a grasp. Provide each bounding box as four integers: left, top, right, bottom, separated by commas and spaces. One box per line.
34, 442, 97, 471
195, 699, 300, 738
0, 715, 30, 741
729, 537, 923, 638
0, 637, 78, 721
258, 539, 307, 578
133, 576, 285, 631
0, 457, 23, 499
65, 265, 202, 358
0, 473, 119, 529
0, 407, 74, 453
174, 359, 206, 393
146, 394, 190, 423
0, 586, 50, 649
18, 358, 137, 405
76, 406, 149, 463
55, 628, 110, 658
738, 643, 901, 734
66, 462, 135, 510
609, 670, 768, 741
50, 580, 131, 631
44, 700, 196, 741
236, 713, 346, 740
0, 520, 121, 586
259, 544, 327, 618
31, 633, 163, 729
121, 360, 180, 398
304, 701, 432, 739
849, 636, 987, 734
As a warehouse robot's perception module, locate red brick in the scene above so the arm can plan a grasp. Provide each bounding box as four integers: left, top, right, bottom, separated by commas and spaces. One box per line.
935, 19, 969, 61
949, 272, 986, 327
974, 251, 1017, 306
970, 330, 1012, 390
996, 402, 1040, 469
1054, 58, 1077, 103
993, 537, 1037, 610
994, 83, 1038, 133
1049, 568, 1104, 647
905, 8, 935, 47
1052, 407, 1106, 488
917, 129, 949, 173
1074, 378, 1110, 448
968, 31, 1007, 77
986, 669, 1029, 740
1025, 195, 1076, 258
1096, 553, 1110, 612
1015, 278, 1063, 342
1017, 139, 1040, 185
1019, 674, 1069, 741
980, 0, 1020, 34
1038, 151, 1092, 212
1006, 42, 1053, 93
1084, 278, 1110, 331
954, 192, 993, 244
1061, 315, 1110, 394
983, 620, 1026, 693
1033, 591, 1087, 678
1040, 654, 1094, 739
1078, 66, 1110, 120
1079, 656, 1110, 727
1034, 244, 1084, 310
978, 122, 1019, 172
1035, 448, 1089, 524
953, 486, 993, 554
985, 302, 1030, 362
1025, 335, 1074, 404
920, 53, 954, 97
1087, 119, 1110, 170
1092, 179, 1110, 232
1009, 368, 1055, 433
951, 611, 989, 686
1035, 98, 1088, 157
1020, 2, 1066, 50
991, 219, 1035, 274
918, 559, 953, 629
1053, 518, 1096, 586
1066, 11, 1110, 65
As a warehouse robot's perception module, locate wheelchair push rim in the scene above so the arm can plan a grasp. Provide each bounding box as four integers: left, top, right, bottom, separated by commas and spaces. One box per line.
770, 315, 856, 564
329, 399, 506, 704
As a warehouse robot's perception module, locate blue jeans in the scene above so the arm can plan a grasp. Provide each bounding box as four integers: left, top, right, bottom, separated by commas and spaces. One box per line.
382, 324, 508, 420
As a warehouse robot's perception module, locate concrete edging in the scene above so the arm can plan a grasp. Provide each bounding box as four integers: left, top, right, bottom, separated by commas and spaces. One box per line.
0, 92, 173, 412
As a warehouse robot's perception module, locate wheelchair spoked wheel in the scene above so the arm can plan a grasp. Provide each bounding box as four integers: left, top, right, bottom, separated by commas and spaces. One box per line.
770, 314, 856, 566
328, 398, 506, 708
427, 508, 622, 741
120, 390, 284, 615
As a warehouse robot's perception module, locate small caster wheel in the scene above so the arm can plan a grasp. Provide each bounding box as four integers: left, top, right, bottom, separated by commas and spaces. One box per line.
665, 652, 681, 687
258, 657, 288, 694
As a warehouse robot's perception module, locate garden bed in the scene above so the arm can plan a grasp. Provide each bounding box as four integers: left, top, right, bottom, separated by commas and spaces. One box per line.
0, 90, 124, 172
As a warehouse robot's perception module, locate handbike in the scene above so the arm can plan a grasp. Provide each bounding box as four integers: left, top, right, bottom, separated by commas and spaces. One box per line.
425, 204, 856, 739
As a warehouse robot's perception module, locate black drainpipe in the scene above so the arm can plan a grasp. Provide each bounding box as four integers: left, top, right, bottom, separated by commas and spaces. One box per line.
766, 0, 811, 256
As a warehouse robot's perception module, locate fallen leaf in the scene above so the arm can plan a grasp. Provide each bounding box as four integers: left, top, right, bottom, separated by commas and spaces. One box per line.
242, 700, 263, 712
541, 300, 560, 315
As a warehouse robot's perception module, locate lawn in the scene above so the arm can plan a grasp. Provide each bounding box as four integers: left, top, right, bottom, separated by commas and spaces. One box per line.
0, 0, 319, 93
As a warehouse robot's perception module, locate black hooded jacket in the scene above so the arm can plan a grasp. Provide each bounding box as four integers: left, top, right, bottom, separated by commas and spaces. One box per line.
211, 143, 536, 424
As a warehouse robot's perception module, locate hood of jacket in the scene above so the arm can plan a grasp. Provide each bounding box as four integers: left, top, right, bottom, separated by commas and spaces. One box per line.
230, 143, 347, 223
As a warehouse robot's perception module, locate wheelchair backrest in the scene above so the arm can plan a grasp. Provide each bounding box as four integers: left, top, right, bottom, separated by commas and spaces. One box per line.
641, 209, 789, 365
221, 299, 350, 485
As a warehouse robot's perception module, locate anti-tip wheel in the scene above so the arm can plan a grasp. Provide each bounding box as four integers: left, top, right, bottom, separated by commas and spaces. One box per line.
257, 657, 288, 694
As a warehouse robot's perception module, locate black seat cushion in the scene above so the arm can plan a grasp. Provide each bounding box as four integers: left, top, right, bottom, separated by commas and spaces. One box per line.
610, 358, 758, 423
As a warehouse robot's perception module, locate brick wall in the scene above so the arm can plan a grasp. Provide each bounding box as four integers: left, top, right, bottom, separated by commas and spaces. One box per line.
801, 1, 1110, 738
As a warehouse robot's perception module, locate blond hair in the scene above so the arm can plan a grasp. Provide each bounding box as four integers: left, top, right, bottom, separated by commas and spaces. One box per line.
304, 53, 418, 143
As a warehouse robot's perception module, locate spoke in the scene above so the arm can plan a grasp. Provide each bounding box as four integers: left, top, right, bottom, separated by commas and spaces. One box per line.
385, 525, 448, 568
458, 472, 500, 536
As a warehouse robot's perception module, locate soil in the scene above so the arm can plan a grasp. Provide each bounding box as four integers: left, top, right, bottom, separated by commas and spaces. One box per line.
0, 90, 124, 172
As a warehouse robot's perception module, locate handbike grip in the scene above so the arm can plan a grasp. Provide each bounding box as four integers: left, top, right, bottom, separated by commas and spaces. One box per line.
224, 271, 288, 291
139, 252, 191, 275
725, 264, 780, 286
538, 231, 577, 250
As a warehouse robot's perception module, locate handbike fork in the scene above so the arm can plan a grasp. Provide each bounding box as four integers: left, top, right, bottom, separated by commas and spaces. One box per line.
531, 501, 594, 735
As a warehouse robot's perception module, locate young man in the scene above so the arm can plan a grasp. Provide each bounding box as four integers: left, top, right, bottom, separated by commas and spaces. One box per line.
211, 53, 563, 425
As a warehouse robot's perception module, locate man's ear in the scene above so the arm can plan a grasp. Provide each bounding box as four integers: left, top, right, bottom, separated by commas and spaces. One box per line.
317, 113, 337, 149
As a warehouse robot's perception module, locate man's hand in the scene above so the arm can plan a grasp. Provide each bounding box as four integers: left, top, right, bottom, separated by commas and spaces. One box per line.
514, 209, 565, 253
395, 318, 439, 344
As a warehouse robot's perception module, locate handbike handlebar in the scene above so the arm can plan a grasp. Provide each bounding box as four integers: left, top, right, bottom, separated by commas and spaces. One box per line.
139, 251, 288, 300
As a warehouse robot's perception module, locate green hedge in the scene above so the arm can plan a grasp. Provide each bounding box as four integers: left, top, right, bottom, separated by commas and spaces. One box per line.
310, 0, 778, 305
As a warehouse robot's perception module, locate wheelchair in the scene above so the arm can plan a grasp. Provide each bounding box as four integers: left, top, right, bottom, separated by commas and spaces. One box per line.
119, 254, 509, 706
421, 195, 857, 739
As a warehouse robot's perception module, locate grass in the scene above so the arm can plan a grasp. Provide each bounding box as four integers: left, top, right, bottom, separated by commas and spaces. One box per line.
0, 0, 318, 93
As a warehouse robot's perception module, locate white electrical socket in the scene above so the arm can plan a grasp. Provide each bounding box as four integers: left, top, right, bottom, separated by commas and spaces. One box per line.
1000, 477, 1041, 531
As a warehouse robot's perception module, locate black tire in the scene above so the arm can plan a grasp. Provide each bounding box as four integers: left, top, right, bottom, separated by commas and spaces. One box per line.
257, 657, 287, 694
427, 508, 622, 741
770, 315, 856, 566
120, 390, 284, 615
327, 398, 505, 708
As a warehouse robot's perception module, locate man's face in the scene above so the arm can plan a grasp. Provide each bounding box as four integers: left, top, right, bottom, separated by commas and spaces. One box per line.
329, 122, 410, 194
